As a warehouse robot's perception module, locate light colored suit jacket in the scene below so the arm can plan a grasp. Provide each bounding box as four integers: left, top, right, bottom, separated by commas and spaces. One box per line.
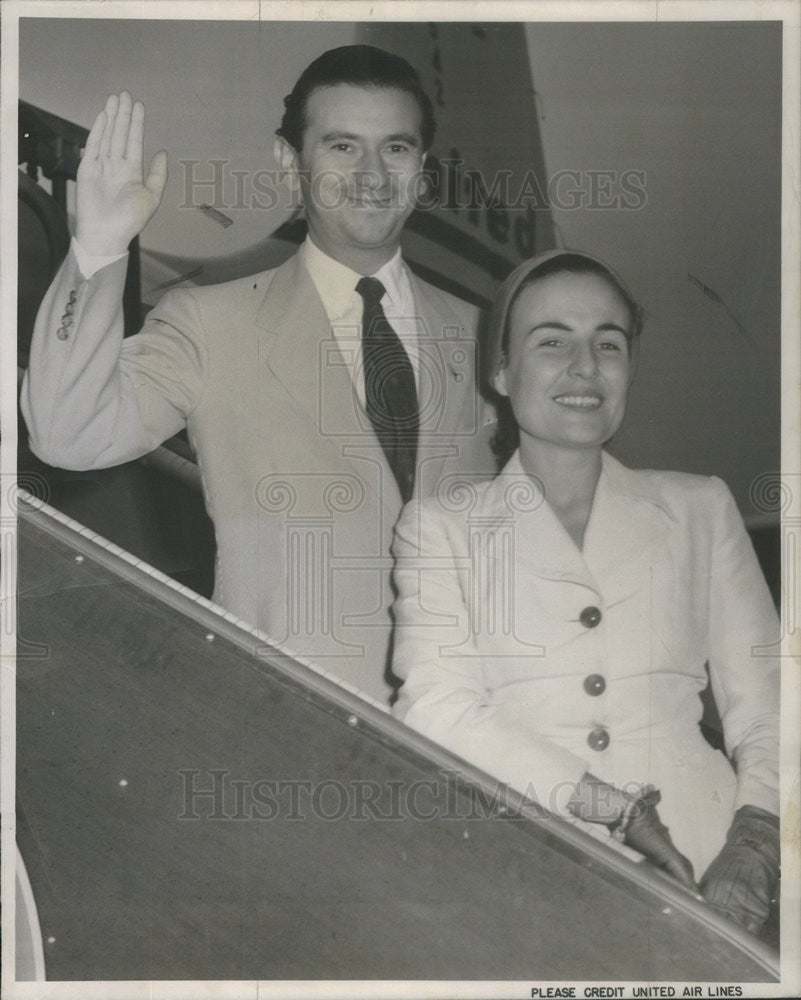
22, 248, 496, 703
391, 450, 779, 874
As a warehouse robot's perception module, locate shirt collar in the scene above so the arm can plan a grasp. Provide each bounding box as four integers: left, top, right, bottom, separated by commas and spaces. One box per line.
369, 251, 407, 314
300, 237, 407, 321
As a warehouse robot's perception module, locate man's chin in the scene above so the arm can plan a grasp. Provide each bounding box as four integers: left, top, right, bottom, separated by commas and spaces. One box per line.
347, 223, 407, 249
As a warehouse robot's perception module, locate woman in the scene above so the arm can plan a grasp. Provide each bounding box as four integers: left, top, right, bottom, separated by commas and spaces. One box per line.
391, 250, 780, 932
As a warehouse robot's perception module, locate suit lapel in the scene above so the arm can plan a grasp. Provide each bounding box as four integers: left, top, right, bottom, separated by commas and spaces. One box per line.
253, 256, 479, 509
254, 251, 398, 505
582, 452, 674, 590
483, 456, 598, 590
410, 273, 476, 490
254, 253, 342, 415
481, 451, 675, 597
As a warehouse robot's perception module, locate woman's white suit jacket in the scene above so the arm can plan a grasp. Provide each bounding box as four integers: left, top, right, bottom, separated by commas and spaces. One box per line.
391, 450, 779, 874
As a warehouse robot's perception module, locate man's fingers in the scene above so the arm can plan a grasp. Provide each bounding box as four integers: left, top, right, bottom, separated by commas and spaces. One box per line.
110, 91, 132, 158
98, 94, 118, 158
83, 109, 107, 161
126, 101, 146, 161
145, 150, 168, 199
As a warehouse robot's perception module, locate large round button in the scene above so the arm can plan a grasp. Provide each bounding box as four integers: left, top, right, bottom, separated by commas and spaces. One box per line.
579, 606, 602, 628
56, 327, 69, 341
583, 674, 606, 696
587, 727, 610, 751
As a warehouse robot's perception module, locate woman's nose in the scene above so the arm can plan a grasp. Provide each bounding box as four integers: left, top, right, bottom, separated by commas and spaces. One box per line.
567, 344, 598, 378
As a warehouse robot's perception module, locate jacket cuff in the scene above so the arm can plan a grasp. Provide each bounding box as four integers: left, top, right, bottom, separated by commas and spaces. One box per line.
71, 236, 128, 280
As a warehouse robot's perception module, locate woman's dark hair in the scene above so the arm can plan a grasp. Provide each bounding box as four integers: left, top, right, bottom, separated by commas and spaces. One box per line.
276, 45, 437, 152
487, 251, 644, 468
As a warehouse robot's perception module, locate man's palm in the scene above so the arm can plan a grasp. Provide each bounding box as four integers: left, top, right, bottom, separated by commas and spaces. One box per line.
76, 91, 167, 256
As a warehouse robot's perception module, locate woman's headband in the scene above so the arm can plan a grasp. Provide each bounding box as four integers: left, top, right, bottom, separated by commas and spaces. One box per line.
484, 248, 641, 382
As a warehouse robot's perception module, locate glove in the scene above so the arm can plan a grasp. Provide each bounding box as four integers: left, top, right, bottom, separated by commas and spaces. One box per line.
700, 805, 780, 934
616, 786, 697, 891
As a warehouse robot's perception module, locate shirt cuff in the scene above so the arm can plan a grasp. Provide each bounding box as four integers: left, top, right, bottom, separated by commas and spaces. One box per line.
72, 237, 128, 279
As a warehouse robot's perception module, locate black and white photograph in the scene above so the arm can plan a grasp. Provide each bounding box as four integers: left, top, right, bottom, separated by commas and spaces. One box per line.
1, 1, 799, 997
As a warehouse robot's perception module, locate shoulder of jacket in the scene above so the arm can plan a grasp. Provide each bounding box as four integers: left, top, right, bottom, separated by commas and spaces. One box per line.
408, 270, 480, 324
601, 453, 735, 520
633, 466, 711, 488
639, 467, 726, 496
625, 466, 734, 520
176, 262, 285, 304
157, 251, 303, 314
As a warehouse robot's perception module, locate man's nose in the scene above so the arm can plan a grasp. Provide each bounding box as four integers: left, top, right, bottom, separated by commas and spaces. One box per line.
354, 148, 388, 188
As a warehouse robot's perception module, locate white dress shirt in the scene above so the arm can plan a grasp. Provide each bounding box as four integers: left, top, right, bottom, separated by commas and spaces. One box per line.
300, 237, 419, 407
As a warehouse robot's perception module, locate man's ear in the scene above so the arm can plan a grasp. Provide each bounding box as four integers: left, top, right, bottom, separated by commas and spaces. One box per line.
491, 365, 509, 397
273, 137, 301, 195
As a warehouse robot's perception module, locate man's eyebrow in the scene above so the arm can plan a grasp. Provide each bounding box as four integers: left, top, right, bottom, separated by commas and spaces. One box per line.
320, 131, 360, 143
385, 132, 421, 146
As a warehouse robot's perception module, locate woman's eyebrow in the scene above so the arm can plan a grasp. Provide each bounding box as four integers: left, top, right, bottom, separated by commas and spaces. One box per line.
529, 321, 572, 332
526, 320, 629, 336
596, 322, 630, 335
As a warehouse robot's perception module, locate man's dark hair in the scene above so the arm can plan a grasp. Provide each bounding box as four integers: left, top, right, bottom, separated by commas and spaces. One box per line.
276, 44, 436, 152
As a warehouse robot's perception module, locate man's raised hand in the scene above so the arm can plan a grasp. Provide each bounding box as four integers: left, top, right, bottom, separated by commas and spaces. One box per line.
75, 92, 168, 257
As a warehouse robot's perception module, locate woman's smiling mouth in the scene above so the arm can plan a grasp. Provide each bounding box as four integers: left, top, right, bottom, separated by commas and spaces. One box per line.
553, 393, 604, 409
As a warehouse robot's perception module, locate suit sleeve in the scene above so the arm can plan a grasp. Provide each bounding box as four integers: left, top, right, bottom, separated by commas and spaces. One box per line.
391, 500, 588, 816
706, 477, 780, 816
21, 247, 207, 470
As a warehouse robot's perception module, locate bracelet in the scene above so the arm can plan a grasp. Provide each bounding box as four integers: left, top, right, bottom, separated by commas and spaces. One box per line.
608, 784, 660, 842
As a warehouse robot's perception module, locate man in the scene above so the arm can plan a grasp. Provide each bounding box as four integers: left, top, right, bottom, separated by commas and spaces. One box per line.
22, 45, 495, 703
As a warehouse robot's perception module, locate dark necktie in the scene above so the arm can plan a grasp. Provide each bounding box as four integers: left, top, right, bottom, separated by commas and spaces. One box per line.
356, 276, 419, 503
